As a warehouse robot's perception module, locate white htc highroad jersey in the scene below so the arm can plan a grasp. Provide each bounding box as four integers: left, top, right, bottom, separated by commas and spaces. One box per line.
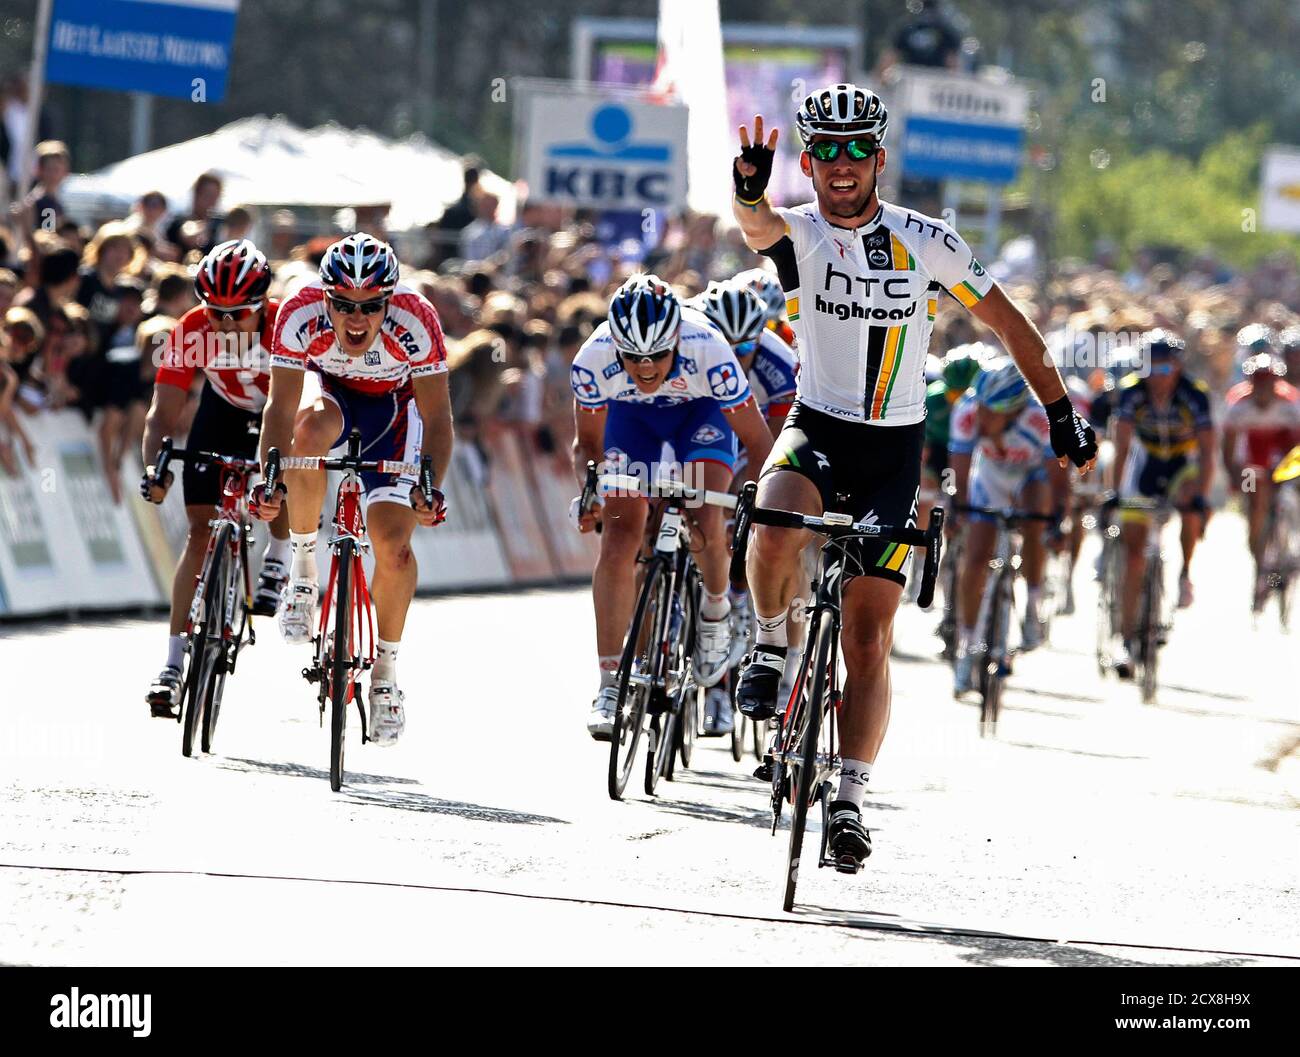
760, 200, 995, 426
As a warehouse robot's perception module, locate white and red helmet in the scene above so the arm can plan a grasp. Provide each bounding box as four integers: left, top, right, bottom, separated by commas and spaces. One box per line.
318, 233, 400, 294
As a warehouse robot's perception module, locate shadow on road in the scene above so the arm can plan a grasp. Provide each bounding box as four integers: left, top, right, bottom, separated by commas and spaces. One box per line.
793, 905, 1270, 966
345, 787, 568, 826
219, 757, 419, 786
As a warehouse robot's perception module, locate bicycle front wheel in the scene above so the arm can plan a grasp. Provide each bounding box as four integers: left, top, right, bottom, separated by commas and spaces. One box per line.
609, 560, 665, 801
783, 608, 833, 913
182, 528, 229, 758
1140, 555, 1162, 705
201, 529, 245, 754
328, 540, 356, 792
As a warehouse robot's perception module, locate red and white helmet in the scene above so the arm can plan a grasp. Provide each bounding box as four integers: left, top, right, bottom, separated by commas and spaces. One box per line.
318, 233, 399, 293
195, 239, 271, 307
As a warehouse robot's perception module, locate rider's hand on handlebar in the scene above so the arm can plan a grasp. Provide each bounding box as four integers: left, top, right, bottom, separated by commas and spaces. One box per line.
410, 484, 446, 527
139, 467, 173, 504
248, 482, 285, 522
569, 495, 602, 534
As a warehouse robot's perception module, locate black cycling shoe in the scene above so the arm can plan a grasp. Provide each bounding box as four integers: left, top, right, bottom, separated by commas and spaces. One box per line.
736, 646, 787, 721
252, 562, 288, 618
147, 665, 183, 719
826, 799, 871, 873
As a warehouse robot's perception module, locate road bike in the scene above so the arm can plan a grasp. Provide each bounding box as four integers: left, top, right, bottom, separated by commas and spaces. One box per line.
1255, 473, 1300, 629
148, 439, 262, 758
267, 429, 433, 792
955, 505, 1055, 737
594, 469, 738, 801
730, 483, 943, 911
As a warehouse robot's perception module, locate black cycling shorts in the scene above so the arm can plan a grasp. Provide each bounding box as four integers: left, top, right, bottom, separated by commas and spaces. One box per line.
181, 383, 261, 507
760, 401, 923, 586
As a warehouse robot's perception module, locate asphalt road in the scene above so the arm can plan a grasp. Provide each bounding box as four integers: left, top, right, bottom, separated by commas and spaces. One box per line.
2, 511, 1297, 966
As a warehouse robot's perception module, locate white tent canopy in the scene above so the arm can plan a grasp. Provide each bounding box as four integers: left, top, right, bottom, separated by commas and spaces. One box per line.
62, 115, 515, 232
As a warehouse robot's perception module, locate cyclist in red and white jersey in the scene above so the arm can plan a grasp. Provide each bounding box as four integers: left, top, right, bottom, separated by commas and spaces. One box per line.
1222, 352, 1300, 608
140, 239, 289, 718
253, 234, 453, 745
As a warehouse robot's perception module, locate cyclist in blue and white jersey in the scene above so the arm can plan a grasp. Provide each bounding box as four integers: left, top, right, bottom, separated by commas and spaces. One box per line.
570, 275, 775, 739
689, 279, 799, 733
948, 360, 1069, 695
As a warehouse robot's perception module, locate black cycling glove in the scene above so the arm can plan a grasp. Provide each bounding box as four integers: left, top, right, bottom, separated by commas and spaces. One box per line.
733, 144, 774, 205
1044, 395, 1098, 468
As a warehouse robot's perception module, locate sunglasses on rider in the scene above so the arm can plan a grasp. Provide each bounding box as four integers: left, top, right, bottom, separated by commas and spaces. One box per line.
807, 138, 880, 163
734, 339, 758, 355
326, 293, 389, 317
621, 349, 674, 365
204, 301, 263, 322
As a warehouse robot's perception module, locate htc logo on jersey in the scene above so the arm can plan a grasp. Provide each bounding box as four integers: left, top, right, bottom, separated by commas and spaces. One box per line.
823, 263, 911, 300
816, 262, 919, 322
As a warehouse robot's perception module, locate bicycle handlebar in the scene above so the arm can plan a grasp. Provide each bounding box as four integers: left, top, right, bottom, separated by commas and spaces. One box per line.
597, 473, 739, 511
151, 438, 261, 480
729, 481, 945, 609
954, 504, 1058, 522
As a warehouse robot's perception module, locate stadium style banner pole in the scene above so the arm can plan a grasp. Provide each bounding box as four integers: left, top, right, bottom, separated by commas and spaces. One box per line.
13, 0, 53, 211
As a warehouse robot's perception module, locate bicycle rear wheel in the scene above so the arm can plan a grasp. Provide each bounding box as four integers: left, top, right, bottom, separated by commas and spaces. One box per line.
783, 608, 833, 913
608, 560, 665, 801
328, 540, 356, 792
1095, 536, 1116, 676
979, 568, 1012, 737
182, 529, 229, 758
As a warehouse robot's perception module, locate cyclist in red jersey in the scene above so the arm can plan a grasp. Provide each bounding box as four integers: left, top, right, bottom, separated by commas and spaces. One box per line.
253, 234, 452, 745
1221, 352, 1300, 608
140, 239, 290, 717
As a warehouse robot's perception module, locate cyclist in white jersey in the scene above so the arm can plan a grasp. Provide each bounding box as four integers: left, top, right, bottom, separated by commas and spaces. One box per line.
730, 84, 1098, 867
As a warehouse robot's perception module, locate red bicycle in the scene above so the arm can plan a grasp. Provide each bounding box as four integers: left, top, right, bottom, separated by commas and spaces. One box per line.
148, 439, 262, 758
267, 429, 433, 792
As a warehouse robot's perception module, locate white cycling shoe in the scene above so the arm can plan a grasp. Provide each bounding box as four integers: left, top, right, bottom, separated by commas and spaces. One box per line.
277, 578, 318, 645
588, 685, 619, 741
368, 682, 406, 746
693, 615, 732, 688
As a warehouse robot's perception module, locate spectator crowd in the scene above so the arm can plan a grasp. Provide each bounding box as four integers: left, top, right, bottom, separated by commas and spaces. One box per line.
1, 133, 1298, 507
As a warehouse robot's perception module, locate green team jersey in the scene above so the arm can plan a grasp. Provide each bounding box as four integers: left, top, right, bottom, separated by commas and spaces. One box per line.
924, 379, 953, 448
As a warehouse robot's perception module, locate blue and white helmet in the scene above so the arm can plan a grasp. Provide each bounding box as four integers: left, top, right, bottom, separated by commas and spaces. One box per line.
319, 233, 399, 293
973, 359, 1030, 413
734, 268, 785, 322
691, 280, 766, 345
607, 274, 681, 358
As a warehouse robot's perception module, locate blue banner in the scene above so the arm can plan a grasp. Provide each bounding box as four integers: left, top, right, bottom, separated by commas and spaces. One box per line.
46, 0, 239, 103
901, 116, 1024, 185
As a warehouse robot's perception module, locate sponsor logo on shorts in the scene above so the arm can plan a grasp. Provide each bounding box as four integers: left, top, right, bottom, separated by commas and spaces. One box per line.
692, 424, 725, 445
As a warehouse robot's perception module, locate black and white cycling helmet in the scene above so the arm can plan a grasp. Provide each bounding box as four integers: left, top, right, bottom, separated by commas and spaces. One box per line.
734, 268, 785, 323
319, 232, 400, 294
795, 83, 889, 147
692, 280, 767, 346
607, 274, 681, 358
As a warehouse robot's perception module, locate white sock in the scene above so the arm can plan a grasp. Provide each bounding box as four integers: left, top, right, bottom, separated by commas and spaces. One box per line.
700, 591, 730, 622
598, 654, 620, 689
263, 535, 290, 567
374, 639, 399, 684
837, 758, 871, 810
958, 624, 974, 655
165, 634, 185, 669
756, 610, 788, 647
289, 531, 318, 582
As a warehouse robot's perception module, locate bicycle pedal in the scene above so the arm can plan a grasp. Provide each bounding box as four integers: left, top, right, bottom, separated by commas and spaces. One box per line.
832, 854, 864, 875
753, 760, 773, 782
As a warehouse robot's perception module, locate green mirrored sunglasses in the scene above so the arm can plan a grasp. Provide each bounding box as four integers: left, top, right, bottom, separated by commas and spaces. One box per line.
808, 138, 879, 163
